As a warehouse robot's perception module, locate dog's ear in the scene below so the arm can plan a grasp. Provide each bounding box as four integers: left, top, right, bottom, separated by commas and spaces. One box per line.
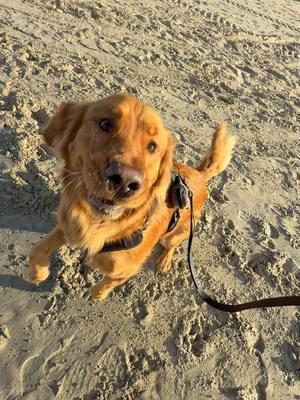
153, 133, 174, 201
43, 102, 74, 147
43, 102, 87, 160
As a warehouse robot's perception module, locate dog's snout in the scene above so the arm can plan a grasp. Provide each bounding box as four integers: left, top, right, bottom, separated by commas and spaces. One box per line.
105, 162, 143, 196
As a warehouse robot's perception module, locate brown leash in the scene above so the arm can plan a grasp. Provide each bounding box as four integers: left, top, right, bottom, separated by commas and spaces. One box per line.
187, 190, 300, 312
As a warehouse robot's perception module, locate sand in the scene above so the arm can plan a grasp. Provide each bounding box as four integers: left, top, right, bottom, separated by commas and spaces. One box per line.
0, 0, 299, 399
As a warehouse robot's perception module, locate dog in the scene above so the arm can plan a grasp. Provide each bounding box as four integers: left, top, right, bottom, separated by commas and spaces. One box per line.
28, 94, 235, 300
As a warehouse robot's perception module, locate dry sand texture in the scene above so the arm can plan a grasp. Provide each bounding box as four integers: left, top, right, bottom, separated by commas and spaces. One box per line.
0, 0, 300, 399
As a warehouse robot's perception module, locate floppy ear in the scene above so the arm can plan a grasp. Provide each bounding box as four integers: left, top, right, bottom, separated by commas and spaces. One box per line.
152, 133, 174, 201
43, 102, 87, 161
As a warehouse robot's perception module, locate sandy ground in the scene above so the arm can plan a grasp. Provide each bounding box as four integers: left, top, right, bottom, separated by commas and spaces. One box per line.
0, 0, 300, 399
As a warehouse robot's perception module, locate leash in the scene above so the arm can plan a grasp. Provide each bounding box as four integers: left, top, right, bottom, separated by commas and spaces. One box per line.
187, 190, 300, 312
85, 169, 299, 311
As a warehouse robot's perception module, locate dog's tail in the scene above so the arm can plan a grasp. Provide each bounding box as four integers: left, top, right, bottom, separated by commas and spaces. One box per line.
197, 122, 235, 181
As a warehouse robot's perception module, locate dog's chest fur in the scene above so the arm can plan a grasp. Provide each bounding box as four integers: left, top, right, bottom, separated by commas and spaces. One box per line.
58, 196, 159, 255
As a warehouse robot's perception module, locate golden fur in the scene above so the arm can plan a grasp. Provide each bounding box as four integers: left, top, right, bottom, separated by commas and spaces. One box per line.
28, 94, 235, 300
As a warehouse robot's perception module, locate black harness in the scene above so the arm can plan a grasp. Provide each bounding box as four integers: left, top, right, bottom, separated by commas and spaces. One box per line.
100, 172, 187, 253
98, 172, 300, 312
100, 199, 157, 253
100, 229, 144, 253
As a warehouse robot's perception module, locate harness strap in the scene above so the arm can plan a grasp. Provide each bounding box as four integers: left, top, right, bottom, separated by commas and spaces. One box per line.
187, 190, 300, 312
101, 230, 143, 253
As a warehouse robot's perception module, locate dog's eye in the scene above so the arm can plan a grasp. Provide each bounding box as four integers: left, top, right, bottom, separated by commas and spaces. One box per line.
99, 119, 112, 132
147, 141, 157, 153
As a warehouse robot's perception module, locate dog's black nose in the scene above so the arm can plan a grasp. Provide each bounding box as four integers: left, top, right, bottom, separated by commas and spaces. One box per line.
105, 162, 143, 196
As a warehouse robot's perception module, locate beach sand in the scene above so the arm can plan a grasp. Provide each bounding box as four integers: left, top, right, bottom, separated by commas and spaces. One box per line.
0, 0, 299, 399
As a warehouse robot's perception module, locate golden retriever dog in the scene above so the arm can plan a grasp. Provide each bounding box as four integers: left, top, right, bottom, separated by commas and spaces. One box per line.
28, 94, 235, 300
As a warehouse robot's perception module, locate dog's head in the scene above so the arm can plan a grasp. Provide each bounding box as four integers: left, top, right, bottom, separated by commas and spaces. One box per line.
44, 94, 173, 217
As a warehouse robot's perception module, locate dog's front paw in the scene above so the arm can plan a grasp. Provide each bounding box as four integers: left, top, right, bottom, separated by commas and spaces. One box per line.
90, 284, 109, 300
28, 247, 50, 283
28, 266, 50, 283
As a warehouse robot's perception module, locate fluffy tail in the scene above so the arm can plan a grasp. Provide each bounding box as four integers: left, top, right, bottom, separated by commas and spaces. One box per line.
197, 122, 235, 180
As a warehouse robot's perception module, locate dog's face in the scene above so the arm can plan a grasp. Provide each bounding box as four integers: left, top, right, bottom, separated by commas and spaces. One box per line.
44, 94, 173, 217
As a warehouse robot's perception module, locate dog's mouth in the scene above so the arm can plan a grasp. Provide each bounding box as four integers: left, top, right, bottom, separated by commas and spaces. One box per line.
86, 192, 121, 216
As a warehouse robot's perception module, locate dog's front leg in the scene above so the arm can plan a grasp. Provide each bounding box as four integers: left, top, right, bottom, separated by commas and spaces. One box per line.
28, 225, 66, 282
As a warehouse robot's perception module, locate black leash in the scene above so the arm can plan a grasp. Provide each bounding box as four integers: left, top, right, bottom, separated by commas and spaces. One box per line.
86, 169, 299, 311
187, 190, 300, 312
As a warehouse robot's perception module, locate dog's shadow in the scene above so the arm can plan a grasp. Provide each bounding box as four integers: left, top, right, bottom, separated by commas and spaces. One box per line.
0, 137, 60, 293
0, 273, 56, 294
0, 149, 58, 233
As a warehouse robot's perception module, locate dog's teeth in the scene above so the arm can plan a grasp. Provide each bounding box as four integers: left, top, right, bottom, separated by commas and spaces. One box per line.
86, 191, 117, 214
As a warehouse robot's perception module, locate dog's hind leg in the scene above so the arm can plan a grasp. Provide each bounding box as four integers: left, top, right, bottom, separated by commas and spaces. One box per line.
157, 225, 189, 273
90, 276, 128, 300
